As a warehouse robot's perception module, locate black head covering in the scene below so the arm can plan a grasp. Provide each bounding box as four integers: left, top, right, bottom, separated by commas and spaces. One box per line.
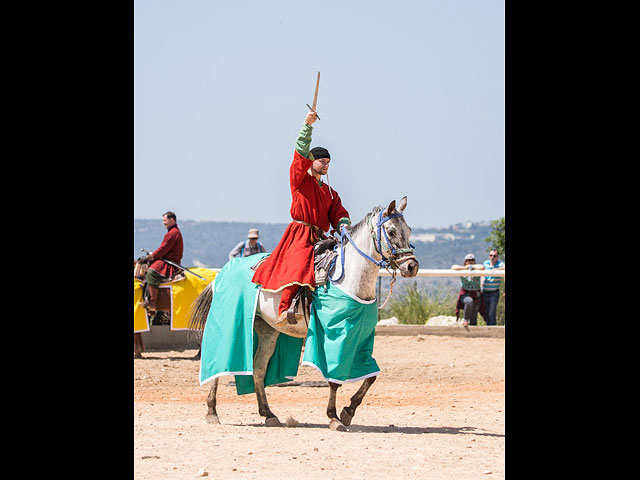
310, 146, 330, 160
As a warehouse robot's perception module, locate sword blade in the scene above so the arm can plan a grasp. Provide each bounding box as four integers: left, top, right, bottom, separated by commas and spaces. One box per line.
161, 258, 207, 281
312, 71, 320, 111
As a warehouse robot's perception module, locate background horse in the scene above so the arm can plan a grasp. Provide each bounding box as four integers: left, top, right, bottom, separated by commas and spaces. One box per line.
189, 196, 418, 431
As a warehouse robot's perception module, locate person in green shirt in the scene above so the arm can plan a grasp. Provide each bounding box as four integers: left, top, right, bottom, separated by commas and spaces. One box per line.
452, 253, 485, 327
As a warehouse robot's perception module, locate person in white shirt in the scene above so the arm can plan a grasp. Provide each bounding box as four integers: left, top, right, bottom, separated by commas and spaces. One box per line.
481, 250, 505, 326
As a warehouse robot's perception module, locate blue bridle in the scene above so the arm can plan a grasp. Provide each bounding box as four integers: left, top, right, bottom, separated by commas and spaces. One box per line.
329, 208, 416, 284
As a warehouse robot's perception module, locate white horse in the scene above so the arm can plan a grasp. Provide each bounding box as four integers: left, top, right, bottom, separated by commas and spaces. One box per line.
189, 196, 419, 431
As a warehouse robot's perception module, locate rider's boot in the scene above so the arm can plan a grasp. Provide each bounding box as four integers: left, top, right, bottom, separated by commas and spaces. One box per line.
276, 285, 302, 326
277, 286, 311, 327
276, 309, 303, 327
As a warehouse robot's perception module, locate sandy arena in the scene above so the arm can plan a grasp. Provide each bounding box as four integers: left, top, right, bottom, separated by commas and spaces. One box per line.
134, 333, 505, 479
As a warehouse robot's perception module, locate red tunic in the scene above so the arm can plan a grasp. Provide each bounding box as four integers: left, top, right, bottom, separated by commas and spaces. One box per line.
252, 150, 349, 292
149, 224, 184, 278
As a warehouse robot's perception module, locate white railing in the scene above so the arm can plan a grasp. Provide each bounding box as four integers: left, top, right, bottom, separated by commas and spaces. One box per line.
203, 267, 504, 278
377, 269, 505, 277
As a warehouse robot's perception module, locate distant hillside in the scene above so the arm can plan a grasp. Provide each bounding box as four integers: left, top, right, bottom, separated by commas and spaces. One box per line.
410, 221, 495, 269
134, 219, 496, 270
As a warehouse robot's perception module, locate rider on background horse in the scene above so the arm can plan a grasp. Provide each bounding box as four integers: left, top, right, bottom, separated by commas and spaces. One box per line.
251, 110, 351, 326
137, 211, 184, 314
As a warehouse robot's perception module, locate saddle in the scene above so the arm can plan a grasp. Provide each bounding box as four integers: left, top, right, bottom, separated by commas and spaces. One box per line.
134, 261, 185, 283
285, 237, 339, 326
134, 261, 185, 313
313, 237, 338, 287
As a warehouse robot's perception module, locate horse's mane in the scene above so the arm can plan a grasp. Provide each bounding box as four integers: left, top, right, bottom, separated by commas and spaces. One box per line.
346, 206, 380, 237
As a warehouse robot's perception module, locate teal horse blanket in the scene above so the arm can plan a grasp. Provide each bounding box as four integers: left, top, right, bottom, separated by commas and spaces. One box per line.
199, 253, 380, 394
302, 281, 380, 383
199, 253, 303, 395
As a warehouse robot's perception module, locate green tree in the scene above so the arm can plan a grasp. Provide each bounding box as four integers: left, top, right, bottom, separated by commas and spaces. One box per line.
485, 217, 505, 260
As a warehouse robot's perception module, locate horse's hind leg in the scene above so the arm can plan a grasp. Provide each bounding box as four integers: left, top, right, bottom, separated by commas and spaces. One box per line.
206, 378, 220, 424
340, 376, 377, 426
253, 316, 282, 426
327, 382, 348, 431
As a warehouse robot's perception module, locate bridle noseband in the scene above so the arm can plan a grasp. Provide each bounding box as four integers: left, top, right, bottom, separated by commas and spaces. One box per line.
369, 209, 417, 270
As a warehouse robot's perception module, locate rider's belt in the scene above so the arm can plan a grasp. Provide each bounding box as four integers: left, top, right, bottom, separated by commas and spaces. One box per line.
293, 219, 324, 244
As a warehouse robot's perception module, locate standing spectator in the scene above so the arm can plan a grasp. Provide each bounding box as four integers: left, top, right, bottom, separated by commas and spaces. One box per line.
481, 250, 505, 326
452, 253, 485, 327
228, 228, 267, 260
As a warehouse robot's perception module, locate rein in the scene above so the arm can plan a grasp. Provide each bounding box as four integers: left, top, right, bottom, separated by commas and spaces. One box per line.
328, 208, 417, 309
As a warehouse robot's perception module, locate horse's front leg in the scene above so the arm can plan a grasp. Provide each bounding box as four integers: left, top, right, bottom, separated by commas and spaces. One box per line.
327, 382, 348, 431
340, 376, 377, 426
253, 316, 282, 426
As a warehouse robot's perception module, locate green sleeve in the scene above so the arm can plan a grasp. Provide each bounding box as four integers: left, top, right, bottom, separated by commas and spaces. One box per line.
336, 217, 351, 230
295, 123, 314, 159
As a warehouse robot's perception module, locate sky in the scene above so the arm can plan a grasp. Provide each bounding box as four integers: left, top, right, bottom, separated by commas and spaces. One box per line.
134, 0, 504, 229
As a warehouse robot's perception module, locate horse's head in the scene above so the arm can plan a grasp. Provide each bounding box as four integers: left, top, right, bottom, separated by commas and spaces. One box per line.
375, 196, 419, 278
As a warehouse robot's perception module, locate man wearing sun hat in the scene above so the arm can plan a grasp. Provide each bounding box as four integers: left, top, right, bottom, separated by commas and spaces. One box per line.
228, 228, 267, 260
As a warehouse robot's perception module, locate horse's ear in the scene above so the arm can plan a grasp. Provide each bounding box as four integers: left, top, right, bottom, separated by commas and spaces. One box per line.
383, 200, 396, 217
398, 196, 407, 213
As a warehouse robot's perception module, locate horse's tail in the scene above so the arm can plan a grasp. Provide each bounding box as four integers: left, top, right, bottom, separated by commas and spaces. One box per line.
187, 281, 213, 344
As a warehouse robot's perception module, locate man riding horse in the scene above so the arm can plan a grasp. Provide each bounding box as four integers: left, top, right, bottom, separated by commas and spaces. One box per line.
251, 110, 351, 326
138, 211, 184, 314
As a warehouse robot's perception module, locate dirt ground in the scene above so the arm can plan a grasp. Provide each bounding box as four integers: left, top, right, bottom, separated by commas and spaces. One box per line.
134, 333, 505, 479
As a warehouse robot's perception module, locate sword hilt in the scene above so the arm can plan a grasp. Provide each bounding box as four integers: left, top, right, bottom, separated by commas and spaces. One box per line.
305, 104, 321, 120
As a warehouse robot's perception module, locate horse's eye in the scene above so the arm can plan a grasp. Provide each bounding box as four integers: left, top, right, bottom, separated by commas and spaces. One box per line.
388, 229, 396, 237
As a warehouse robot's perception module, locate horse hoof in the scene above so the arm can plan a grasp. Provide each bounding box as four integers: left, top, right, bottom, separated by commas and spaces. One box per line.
206, 414, 220, 424
329, 419, 348, 432
265, 417, 282, 427
134, 353, 143, 359
340, 407, 353, 426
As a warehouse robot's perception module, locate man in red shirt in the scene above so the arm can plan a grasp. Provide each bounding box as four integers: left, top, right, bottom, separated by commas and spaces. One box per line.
251, 111, 351, 325
139, 211, 184, 313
